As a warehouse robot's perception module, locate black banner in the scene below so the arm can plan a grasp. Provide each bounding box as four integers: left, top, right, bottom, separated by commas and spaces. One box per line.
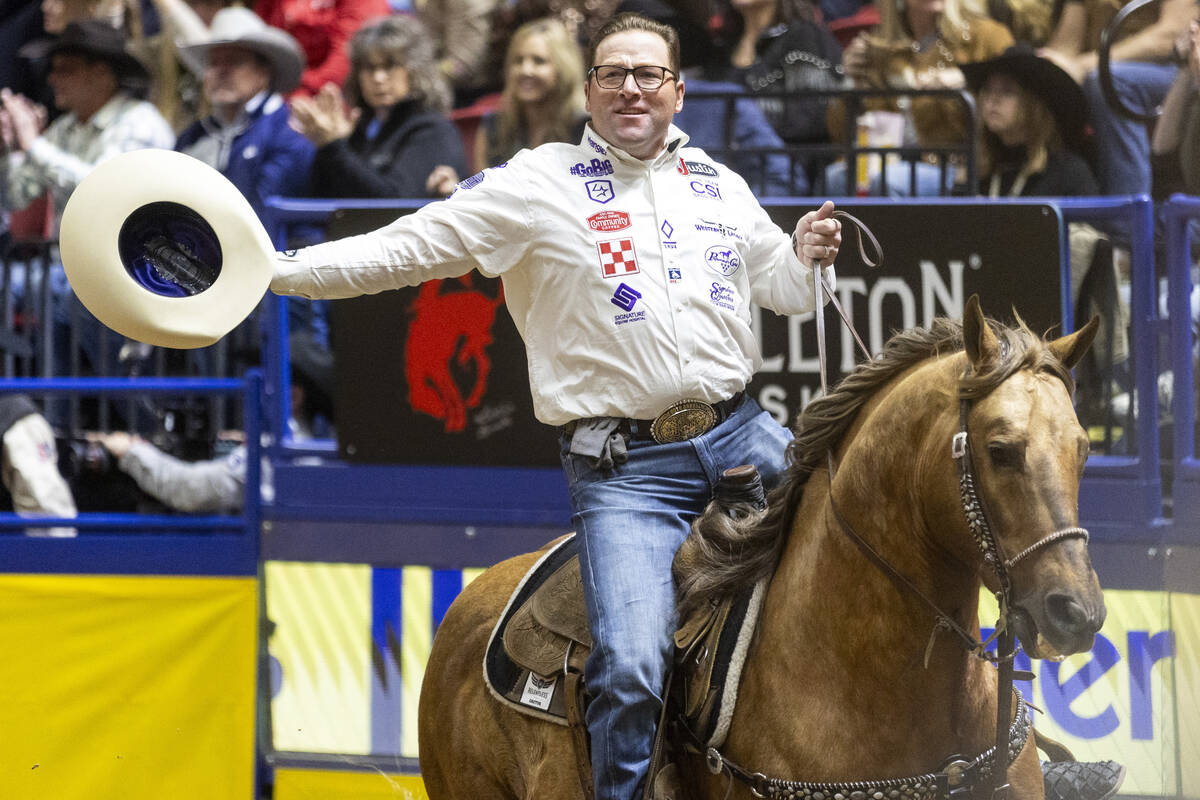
330, 202, 1060, 465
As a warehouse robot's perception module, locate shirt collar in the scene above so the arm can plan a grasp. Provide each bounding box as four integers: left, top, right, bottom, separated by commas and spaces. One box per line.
581, 123, 689, 167
85, 91, 132, 130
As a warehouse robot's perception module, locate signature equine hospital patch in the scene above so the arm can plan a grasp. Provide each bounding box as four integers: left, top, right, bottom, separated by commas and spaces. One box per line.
709, 282, 736, 311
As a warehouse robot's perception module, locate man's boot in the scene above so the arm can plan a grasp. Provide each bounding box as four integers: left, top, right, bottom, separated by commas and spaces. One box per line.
1042, 760, 1127, 800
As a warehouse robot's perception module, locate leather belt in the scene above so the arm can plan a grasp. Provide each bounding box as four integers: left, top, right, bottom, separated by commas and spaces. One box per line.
562, 392, 745, 445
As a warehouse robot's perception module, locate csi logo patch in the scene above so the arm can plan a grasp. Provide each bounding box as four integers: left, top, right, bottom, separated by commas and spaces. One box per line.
689, 180, 722, 200
586, 179, 615, 204
570, 158, 614, 177
611, 282, 642, 311
710, 282, 736, 311
588, 210, 631, 232
704, 245, 741, 276
597, 238, 639, 278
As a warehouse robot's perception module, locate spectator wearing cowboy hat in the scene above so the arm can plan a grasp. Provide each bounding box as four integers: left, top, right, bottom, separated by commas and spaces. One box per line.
174, 6, 314, 222
1, 18, 174, 234
963, 44, 1099, 198
0, 19, 173, 380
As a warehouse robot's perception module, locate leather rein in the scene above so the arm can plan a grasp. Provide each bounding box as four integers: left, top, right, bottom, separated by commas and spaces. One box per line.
699, 211, 1089, 800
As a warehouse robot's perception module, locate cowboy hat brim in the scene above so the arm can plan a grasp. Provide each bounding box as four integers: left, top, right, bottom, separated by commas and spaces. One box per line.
183, 30, 304, 95
60, 149, 275, 349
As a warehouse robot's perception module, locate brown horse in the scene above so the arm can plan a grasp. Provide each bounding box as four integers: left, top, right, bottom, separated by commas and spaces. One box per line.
418, 297, 1105, 799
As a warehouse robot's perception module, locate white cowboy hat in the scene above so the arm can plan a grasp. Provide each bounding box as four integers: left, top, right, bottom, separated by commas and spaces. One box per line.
59, 149, 275, 349
184, 7, 305, 94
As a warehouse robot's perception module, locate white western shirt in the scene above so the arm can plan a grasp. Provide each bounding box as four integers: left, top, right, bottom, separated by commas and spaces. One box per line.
272, 124, 833, 426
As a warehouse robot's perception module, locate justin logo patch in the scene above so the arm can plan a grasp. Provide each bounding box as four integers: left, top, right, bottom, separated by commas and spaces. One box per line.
597, 238, 639, 278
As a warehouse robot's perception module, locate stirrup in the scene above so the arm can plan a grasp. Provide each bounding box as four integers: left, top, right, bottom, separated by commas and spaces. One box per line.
1042, 760, 1127, 800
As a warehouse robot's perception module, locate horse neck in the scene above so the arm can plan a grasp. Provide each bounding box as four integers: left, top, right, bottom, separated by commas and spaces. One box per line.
737, 357, 1000, 773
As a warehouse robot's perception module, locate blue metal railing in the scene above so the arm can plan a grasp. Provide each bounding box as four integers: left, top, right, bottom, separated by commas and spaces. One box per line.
0, 372, 263, 575
1162, 196, 1199, 536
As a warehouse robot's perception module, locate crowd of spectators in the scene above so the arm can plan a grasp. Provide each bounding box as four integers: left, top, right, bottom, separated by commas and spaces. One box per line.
1, 0, 1196, 515
3, 0, 1194, 229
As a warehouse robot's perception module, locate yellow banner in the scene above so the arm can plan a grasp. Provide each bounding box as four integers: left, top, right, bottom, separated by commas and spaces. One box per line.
0, 573, 257, 800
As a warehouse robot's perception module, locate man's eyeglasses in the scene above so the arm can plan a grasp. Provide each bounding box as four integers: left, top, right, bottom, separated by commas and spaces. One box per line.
589, 65, 677, 91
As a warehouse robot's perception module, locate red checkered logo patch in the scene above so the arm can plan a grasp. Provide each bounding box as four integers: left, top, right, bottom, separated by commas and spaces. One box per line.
596, 238, 639, 278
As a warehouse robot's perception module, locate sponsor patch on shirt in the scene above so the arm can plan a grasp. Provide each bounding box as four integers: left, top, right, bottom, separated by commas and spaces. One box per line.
668, 267, 682, 283
457, 171, 486, 191
682, 160, 718, 178
586, 179, 615, 204
588, 210, 631, 232
611, 282, 642, 312
694, 219, 742, 240
689, 180, 722, 200
660, 219, 677, 249
612, 283, 646, 325
704, 245, 741, 277
597, 238, 639, 278
709, 282, 736, 311
570, 158, 614, 177
588, 136, 606, 155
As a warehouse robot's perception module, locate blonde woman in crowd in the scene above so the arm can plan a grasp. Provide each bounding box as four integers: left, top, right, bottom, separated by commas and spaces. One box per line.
826, 0, 1013, 194
474, 17, 587, 168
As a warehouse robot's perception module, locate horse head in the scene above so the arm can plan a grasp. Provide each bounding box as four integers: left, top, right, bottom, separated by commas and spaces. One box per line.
958, 295, 1104, 659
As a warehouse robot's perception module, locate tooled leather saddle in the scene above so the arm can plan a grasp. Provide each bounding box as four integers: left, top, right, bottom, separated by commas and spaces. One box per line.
483, 533, 766, 797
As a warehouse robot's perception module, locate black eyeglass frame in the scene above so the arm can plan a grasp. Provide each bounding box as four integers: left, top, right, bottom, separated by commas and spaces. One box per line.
588, 64, 678, 90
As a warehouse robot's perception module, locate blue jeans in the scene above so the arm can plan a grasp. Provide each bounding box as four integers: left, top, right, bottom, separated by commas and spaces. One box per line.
1082, 62, 1177, 195
559, 396, 791, 800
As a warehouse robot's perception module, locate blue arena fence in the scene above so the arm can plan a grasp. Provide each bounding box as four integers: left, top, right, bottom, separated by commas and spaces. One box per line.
1163, 196, 1199, 537
261, 194, 1198, 546
0, 372, 263, 575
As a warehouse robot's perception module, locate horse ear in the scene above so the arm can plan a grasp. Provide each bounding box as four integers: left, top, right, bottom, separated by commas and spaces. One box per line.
962, 294, 1000, 368
1047, 315, 1101, 369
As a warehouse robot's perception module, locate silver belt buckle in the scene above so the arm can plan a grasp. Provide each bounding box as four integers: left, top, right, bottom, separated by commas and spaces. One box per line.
650, 399, 718, 444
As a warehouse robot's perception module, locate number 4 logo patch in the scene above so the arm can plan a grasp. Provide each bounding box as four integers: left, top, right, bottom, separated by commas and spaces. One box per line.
597, 238, 639, 278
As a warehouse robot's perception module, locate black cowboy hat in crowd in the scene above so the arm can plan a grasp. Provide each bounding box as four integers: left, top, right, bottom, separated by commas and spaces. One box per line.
46, 19, 150, 84
961, 44, 1088, 152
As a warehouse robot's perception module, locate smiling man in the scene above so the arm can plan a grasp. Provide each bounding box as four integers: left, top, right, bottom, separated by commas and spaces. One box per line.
269, 13, 841, 799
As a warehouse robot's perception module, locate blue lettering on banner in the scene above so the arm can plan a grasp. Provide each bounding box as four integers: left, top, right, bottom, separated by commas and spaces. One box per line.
611, 282, 642, 312
689, 180, 722, 200
570, 158, 614, 177
710, 282, 735, 310
704, 245, 741, 277
586, 179, 615, 204
980, 627, 1176, 742
683, 160, 719, 178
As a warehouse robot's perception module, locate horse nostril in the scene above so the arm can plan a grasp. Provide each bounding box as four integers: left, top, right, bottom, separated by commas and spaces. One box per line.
1045, 593, 1094, 635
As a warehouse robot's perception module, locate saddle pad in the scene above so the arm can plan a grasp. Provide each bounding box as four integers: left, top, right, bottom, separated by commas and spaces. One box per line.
677, 578, 767, 748
484, 534, 581, 725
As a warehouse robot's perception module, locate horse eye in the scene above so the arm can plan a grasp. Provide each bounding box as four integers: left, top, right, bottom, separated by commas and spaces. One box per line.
988, 442, 1024, 470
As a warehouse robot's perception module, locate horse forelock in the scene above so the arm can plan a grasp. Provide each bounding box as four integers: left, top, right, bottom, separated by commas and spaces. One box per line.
673, 313, 1074, 620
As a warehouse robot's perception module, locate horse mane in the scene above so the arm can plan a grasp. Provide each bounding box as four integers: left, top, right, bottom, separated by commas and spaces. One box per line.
673, 313, 1076, 620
